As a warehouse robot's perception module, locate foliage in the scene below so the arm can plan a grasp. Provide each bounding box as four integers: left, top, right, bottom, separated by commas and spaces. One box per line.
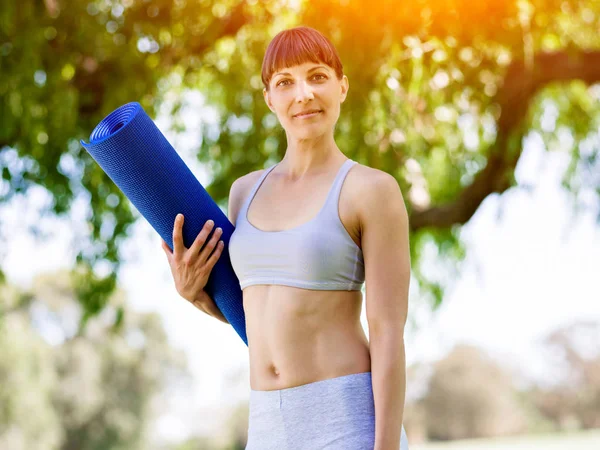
0, 270, 188, 450
530, 320, 600, 430
1, 0, 599, 320
401, 320, 600, 442
423, 344, 529, 440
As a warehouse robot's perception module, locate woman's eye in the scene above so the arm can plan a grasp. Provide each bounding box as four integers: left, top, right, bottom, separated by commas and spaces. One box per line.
276, 74, 327, 87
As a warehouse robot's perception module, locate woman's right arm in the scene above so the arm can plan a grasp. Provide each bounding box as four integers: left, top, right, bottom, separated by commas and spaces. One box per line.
192, 289, 229, 324
161, 214, 225, 319
161, 177, 247, 324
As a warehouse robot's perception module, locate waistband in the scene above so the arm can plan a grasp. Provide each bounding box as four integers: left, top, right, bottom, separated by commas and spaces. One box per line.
250, 371, 372, 403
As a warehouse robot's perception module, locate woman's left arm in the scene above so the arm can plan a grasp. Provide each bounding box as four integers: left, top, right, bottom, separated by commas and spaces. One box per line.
360, 171, 411, 450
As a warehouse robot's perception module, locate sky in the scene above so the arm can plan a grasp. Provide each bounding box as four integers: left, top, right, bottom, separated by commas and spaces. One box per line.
1, 92, 599, 444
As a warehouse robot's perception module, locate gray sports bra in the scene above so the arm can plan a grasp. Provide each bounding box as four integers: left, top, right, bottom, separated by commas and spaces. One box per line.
229, 158, 365, 291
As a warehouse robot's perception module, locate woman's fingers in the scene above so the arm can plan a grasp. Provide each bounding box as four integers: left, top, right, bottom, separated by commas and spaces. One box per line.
170, 215, 222, 269
172, 214, 185, 259
199, 225, 223, 262
206, 239, 225, 268
189, 220, 215, 261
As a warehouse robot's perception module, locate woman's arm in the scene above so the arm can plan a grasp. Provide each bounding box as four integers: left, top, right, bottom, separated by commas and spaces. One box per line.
193, 289, 230, 324
359, 171, 411, 450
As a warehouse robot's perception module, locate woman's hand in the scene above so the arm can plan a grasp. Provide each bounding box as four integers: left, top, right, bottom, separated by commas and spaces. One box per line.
161, 214, 224, 312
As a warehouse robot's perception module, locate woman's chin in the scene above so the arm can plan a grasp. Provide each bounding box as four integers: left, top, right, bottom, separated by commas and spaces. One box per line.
287, 126, 329, 141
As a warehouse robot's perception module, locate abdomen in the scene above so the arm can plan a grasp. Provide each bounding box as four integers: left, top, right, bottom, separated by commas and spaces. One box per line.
244, 285, 371, 391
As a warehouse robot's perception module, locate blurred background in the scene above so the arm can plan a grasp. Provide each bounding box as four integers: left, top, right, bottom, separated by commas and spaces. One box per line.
1, 0, 600, 449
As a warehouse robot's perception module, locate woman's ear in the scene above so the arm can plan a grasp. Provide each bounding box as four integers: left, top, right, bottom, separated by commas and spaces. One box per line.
340, 75, 349, 103
263, 88, 274, 112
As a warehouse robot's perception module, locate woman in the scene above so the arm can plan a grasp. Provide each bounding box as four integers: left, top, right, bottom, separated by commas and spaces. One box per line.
162, 26, 410, 450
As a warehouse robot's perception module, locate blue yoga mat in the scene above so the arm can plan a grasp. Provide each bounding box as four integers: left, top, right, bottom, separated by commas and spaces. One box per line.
80, 102, 247, 345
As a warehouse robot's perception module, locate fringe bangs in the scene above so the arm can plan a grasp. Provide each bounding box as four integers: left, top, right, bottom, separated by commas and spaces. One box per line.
261, 27, 343, 90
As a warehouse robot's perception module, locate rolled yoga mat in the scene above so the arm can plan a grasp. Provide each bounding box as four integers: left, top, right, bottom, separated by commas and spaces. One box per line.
80, 102, 247, 345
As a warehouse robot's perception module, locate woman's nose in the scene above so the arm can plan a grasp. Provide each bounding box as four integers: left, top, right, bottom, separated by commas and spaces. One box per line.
295, 81, 314, 102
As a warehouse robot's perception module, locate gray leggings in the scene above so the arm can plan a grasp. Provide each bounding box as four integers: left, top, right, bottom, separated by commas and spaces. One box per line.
246, 371, 409, 450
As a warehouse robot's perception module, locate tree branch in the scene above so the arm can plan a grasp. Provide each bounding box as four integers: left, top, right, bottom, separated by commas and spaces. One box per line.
409, 50, 600, 231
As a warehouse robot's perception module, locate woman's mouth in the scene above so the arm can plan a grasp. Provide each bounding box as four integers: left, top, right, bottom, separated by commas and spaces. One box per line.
294, 110, 322, 119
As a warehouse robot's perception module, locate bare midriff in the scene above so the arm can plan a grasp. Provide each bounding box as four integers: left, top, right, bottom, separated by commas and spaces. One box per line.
243, 285, 372, 391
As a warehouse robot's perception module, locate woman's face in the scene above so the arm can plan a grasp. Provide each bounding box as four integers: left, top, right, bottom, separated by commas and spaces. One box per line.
263, 62, 349, 140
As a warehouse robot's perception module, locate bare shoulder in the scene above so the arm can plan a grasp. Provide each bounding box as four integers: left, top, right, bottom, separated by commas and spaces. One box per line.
346, 162, 401, 201
345, 162, 406, 229
228, 168, 266, 225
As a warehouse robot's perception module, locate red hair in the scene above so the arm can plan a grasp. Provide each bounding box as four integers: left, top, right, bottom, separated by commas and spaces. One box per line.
261, 26, 344, 91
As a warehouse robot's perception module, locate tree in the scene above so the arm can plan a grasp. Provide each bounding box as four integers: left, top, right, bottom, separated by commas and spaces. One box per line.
0, 270, 188, 450
0, 284, 62, 450
2, 0, 599, 320
0, 0, 275, 322
423, 344, 528, 440
531, 320, 600, 430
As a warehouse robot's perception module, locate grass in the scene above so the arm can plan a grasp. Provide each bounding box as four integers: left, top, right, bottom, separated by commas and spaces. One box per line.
410, 429, 600, 450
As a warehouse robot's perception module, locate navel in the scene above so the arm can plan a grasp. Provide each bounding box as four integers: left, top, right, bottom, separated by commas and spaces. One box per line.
270, 364, 280, 376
